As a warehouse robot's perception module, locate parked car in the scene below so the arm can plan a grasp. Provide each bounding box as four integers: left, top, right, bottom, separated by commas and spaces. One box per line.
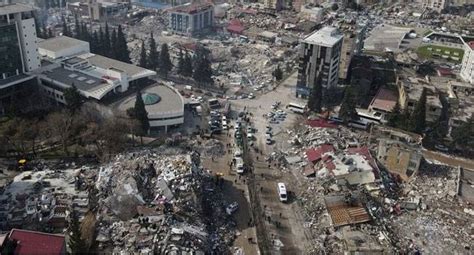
226, 202, 239, 215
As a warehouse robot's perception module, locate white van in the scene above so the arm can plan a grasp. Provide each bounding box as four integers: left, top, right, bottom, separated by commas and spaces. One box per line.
277, 183, 288, 202
234, 157, 244, 174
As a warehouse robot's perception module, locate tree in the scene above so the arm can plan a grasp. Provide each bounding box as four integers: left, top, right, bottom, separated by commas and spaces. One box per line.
177, 49, 185, 75
308, 74, 322, 113
147, 33, 159, 70
116, 25, 131, 63
451, 115, 474, 150
90, 30, 99, 54
408, 88, 426, 134
133, 92, 149, 136
68, 211, 86, 255
182, 51, 193, 77
74, 15, 81, 39
44, 111, 82, 156
64, 84, 83, 114
98, 27, 105, 55
387, 101, 402, 128
103, 23, 111, 57
193, 46, 212, 84
273, 65, 283, 81
138, 40, 147, 68
61, 16, 70, 36
339, 86, 358, 123
48, 28, 53, 38
111, 28, 117, 60
159, 43, 172, 77
331, 3, 339, 11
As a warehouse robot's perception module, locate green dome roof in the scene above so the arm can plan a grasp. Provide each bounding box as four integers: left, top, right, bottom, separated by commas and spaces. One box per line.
142, 93, 161, 105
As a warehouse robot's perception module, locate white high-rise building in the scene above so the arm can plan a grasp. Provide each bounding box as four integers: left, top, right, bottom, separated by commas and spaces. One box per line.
460, 41, 474, 84
296, 26, 343, 98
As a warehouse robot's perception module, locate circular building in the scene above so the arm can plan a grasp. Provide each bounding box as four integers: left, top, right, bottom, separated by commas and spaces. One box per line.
117, 83, 184, 133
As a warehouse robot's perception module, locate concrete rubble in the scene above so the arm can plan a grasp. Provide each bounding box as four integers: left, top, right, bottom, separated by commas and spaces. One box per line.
93, 148, 237, 254
271, 121, 474, 254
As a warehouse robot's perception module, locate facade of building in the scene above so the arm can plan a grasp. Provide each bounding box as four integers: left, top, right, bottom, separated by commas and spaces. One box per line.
397, 76, 443, 123
0, 3, 40, 115
264, 0, 284, 10
460, 41, 474, 84
422, 0, 448, 12
371, 126, 423, 182
67, 0, 128, 20
299, 5, 324, 23
338, 23, 366, 81
168, 3, 214, 36
296, 26, 343, 98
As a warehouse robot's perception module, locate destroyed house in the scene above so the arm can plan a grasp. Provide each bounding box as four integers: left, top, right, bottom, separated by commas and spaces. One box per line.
371, 126, 422, 181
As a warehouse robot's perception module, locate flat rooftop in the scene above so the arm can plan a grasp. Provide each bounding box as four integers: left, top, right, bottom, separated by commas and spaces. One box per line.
0, 3, 35, 15
170, 2, 213, 14
117, 84, 183, 116
43, 67, 108, 93
80, 54, 153, 78
38, 36, 89, 53
303, 26, 343, 47
364, 24, 411, 53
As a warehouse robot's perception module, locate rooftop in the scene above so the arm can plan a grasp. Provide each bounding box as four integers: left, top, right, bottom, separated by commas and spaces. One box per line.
170, 2, 213, 14
42, 67, 113, 98
369, 88, 398, 112
80, 54, 154, 78
8, 229, 65, 255
38, 36, 89, 54
117, 84, 184, 117
303, 26, 343, 47
0, 3, 35, 15
364, 24, 411, 53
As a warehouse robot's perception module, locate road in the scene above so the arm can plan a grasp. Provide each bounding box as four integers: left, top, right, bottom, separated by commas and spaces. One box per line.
231, 72, 314, 254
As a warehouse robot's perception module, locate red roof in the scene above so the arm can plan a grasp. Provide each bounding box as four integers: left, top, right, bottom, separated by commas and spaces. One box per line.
8, 229, 65, 255
437, 67, 452, 76
227, 19, 245, 34
468, 41, 474, 50
306, 144, 334, 163
369, 88, 398, 112
306, 119, 338, 128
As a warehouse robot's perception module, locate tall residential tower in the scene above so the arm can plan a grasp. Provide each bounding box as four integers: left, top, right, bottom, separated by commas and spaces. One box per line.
296, 26, 343, 98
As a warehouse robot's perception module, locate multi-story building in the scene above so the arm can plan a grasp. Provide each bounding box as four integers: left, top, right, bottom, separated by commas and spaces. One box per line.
168, 3, 214, 36
296, 26, 343, 98
0, 3, 40, 115
422, 0, 448, 12
397, 75, 443, 123
67, 0, 129, 21
460, 41, 474, 84
264, 0, 284, 11
338, 22, 366, 81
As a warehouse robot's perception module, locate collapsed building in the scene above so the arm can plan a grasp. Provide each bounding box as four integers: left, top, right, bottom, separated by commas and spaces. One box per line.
371, 126, 423, 181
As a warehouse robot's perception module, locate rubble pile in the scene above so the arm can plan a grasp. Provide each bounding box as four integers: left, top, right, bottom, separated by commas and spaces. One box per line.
93, 149, 236, 254
279, 123, 473, 254
190, 139, 225, 158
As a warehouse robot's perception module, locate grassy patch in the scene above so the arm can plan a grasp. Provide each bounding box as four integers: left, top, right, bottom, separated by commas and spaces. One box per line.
417, 45, 464, 63
423, 30, 433, 36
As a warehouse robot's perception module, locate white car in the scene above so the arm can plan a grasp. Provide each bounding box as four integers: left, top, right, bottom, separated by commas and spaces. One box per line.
234, 150, 242, 157
248, 93, 255, 99
277, 183, 288, 202
226, 202, 239, 215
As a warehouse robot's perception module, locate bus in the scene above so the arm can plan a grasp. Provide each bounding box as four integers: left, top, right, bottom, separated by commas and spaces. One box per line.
287, 102, 306, 114
356, 110, 382, 125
